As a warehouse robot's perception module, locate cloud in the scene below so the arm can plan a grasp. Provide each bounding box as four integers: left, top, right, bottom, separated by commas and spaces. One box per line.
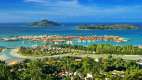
22, 0, 142, 18
1, 0, 141, 22
24, 0, 76, 3
77, 0, 142, 7
25, 0, 47, 3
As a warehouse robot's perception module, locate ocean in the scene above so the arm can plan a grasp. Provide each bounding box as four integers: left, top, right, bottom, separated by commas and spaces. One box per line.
0, 23, 142, 48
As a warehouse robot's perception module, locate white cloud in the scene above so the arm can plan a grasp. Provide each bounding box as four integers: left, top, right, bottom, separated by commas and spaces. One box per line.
24, 0, 47, 3
24, 0, 77, 3
23, 0, 142, 17
20, 0, 142, 22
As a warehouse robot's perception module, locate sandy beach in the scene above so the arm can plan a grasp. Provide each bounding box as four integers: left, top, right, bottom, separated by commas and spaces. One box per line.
0, 55, 6, 61
10, 49, 29, 59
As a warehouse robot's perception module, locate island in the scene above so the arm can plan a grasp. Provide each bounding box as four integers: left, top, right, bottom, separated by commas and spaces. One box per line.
79, 24, 138, 30
31, 19, 60, 27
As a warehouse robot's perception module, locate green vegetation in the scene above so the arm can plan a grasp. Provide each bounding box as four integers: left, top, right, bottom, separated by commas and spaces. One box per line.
79, 24, 138, 30
0, 48, 3, 52
57, 44, 142, 55
18, 46, 72, 56
17, 44, 94, 56
93, 44, 142, 55
31, 19, 60, 27
0, 56, 142, 80
18, 44, 142, 56
9, 44, 142, 80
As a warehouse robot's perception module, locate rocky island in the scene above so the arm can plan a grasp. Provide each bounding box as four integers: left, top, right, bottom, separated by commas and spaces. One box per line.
79, 24, 138, 30
31, 19, 60, 27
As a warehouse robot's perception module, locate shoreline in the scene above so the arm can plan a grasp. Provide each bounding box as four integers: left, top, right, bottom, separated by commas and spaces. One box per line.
11, 49, 31, 59
0, 49, 6, 61
0, 55, 6, 61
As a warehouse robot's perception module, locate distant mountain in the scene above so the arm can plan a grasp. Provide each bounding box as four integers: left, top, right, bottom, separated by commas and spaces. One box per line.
31, 19, 60, 27
79, 24, 139, 30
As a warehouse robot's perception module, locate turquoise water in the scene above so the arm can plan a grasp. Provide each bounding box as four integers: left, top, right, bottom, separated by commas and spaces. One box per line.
0, 23, 142, 48
0, 40, 46, 48
0, 49, 18, 60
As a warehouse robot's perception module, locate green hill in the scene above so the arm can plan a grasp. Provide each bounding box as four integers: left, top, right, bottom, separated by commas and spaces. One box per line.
31, 19, 60, 27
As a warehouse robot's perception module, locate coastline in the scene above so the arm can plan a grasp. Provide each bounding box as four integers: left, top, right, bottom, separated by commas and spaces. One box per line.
11, 49, 30, 59
0, 49, 6, 61
0, 55, 6, 61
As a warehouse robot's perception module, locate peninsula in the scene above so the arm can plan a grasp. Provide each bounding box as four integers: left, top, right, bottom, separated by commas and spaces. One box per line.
31, 19, 60, 27
79, 24, 138, 30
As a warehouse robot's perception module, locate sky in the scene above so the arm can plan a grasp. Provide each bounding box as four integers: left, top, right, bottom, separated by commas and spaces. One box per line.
0, 0, 142, 23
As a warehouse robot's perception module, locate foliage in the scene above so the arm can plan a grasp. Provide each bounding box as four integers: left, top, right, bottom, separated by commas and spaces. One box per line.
94, 44, 142, 55
0, 56, 142, 80
31, 19, 60, 27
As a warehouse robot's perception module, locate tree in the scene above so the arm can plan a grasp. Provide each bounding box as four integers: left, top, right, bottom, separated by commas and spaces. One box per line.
18, 60, 43, 80
0, 61, 13, 80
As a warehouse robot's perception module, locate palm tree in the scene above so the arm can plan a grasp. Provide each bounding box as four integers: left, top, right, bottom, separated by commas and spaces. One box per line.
0, 62, 13, 80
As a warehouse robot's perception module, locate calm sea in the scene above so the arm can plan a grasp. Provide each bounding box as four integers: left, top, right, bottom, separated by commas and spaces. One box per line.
0, 23, 142, 48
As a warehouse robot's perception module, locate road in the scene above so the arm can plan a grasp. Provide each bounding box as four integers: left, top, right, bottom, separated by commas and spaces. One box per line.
1, 49, 142, 62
